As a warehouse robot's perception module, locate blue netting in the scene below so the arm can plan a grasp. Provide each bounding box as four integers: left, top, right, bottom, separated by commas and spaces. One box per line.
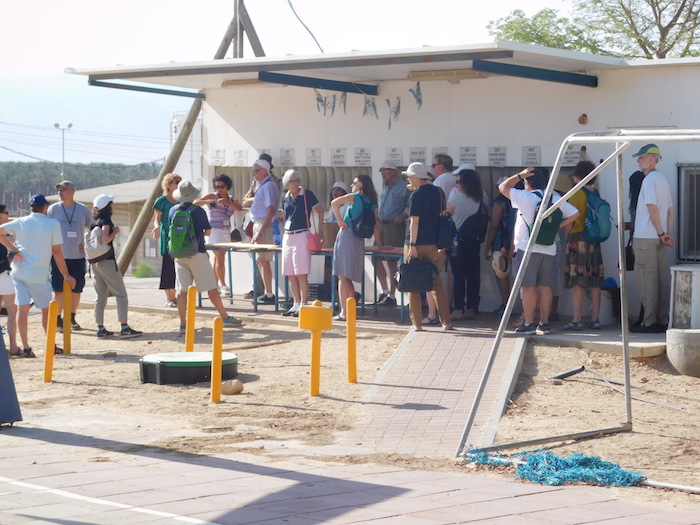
466, 449, 646, 487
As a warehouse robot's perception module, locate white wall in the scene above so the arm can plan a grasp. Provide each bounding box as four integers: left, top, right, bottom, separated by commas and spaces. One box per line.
199, 63, 700, 317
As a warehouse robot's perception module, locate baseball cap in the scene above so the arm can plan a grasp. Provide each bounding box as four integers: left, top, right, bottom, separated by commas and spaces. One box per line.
93, 194, 115, 210
331, 181, 349, 193
55, 180, 75, 190
452, 163, 476, 174
379, 160, 397, 171
30, 194, 48, 208
632, 144, 661, 157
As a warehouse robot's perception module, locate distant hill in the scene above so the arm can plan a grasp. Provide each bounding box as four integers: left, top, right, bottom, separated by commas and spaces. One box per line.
0, 161, 161, 212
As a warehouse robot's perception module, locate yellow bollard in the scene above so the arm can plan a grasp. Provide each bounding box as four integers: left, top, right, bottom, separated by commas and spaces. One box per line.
185, 285, 196, 352
298, 299, 332, 396
62, 279, 72, 354
346, 297, 357, 383
210, 317, 223, 403
43, 301, 59, 383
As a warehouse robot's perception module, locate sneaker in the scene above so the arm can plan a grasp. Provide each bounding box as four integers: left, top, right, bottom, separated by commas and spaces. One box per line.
243, 290, 254, 300
219, 285, 230, 295
381, 296, 397, 307
257, 294, 275, 304
282, 308, 296, 317
165, 300, 177, 308
97, 328, 115, 338
120, 326, 143, 339
179, 324, 187, 335
492, 304, 506, 316
223, 316, 243, 327
71, 320, 82, 331
56, 317, 63, 333
515, 323, 537, 335
376, 292, 388, 304
536, 323, 551, 335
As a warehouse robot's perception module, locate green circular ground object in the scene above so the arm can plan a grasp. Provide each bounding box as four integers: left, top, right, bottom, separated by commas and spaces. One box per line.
139, 352, 238, 385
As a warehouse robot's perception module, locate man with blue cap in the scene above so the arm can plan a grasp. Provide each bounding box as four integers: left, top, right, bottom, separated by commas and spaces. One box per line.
631, 144, 674, 333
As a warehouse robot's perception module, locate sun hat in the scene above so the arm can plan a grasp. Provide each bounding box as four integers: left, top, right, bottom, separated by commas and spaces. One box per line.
492, 251, 510, 279
401, 162, 431, 180
93, 194, 115, 210
452, 162, 476, 174
173, 179, 201, 203
632, 144, 661, 157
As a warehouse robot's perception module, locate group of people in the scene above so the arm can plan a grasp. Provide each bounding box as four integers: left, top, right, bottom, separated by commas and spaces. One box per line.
1, 180, 142, 358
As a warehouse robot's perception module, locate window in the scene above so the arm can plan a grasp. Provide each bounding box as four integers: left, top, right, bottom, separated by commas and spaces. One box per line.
678, 165, 700, 261
144, 238, 157, 258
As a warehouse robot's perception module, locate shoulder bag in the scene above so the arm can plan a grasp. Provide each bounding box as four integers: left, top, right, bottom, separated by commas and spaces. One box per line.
303, 191, 322, 251
436, 187, 456, 250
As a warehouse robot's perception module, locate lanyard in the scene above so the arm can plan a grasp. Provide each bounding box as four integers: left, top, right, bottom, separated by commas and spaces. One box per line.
62, 204, 76, 226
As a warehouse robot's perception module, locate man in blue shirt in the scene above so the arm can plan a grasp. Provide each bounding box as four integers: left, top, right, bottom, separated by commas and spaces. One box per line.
373, 161, 410, 306
0, 195, 76, 357
169, 180, 243, 333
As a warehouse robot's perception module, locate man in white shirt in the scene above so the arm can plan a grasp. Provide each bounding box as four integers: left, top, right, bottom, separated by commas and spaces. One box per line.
499, 168, 579, 336
630, 144, 674, 333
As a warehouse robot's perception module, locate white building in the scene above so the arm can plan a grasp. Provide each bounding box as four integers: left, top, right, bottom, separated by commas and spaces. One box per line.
70, 41, 700, 318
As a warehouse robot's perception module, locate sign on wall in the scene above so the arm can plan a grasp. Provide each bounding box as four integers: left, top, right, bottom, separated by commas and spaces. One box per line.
354, 147, 371, 166
385, 147, 403, 167
459, 147, 477, 166
409, 147, 427, 164
280, 148, 295, 166
231, 150, 248, 166
306, 148, 322, 166
488, 146, 507, 167
522, 146, 542, 166
331, 147, 347, 166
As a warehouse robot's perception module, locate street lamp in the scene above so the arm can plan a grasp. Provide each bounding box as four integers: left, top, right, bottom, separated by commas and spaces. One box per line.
54, 122, 73, 176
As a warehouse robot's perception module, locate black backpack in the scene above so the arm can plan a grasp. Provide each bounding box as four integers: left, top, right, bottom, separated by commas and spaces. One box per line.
457, 201, 489, 244
351, 196, 376, 239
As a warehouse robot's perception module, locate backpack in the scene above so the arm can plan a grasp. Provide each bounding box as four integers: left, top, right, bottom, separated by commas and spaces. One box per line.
457, 201, 489, 244
351, 195, 376, 239
167, 205, 199, 258
582, 187, 612, 243
524, 190, 563, 246
84, 224, 111, 263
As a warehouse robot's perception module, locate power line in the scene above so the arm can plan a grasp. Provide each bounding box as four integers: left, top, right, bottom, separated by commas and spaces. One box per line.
286, 0, 324, 53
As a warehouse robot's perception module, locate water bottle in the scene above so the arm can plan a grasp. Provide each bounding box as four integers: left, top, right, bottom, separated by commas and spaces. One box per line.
451, 234, 459, 256
272, 219, 282, 246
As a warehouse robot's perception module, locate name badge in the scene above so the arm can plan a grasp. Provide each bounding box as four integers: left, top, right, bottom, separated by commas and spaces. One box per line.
285, 219, 292, 230
67, 231, 78, 238
222, 218, 230, 227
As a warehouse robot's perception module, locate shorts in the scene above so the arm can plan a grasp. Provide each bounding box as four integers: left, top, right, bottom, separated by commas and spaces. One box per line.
51, 258, 86, 293
13, 277, 52, 308
512, 250, 558, 288
253, 221, 274, 261
0, 271, 14, 296
376, 221, 406, 261
282, 230, 311, 276
206, 228, 230, 246
174, 252, 217, 293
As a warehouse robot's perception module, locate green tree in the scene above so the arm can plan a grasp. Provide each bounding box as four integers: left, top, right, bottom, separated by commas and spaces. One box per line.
488, 0, 700, 59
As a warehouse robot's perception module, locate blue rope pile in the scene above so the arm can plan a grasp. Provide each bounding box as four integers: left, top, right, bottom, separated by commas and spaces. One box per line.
467, 450, 646, 487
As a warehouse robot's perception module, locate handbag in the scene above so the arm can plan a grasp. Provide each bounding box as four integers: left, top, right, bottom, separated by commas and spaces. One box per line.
303, 191, 323, 251
230, 213, 242, 242
243, 214, 254, 238
436, 187, 456, 250
625, 235, 635, 271
394, 257, 436, 293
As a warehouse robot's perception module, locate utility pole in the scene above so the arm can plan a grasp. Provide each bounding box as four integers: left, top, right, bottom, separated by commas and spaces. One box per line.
54, 122, 73, 176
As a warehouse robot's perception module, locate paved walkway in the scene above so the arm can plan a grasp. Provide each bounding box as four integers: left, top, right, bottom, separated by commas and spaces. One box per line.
2, 276, 694, 524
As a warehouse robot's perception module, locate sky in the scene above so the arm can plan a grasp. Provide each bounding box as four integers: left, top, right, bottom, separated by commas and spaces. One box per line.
0, 0, 565, 164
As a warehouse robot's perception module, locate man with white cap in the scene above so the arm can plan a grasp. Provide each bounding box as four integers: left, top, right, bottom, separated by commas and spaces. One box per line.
630, 144, 674, 333
242, 159, 280, 304
169, 179, 243, 333
0, 194, 76, 357
47, 180, 92, 332
373, 160, 410, 305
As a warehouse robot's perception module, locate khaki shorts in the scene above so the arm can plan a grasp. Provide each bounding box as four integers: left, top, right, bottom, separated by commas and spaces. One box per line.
253, 221, 274, 261
174, 252, 217, 293
376, 221, 406, 261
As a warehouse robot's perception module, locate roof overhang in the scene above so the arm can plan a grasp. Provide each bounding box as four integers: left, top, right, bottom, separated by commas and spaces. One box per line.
67, 41, 629, 97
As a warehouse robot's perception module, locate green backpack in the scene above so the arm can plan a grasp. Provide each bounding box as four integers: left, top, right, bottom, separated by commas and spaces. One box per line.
167, 206, 199, 258
525, 190, 563, 246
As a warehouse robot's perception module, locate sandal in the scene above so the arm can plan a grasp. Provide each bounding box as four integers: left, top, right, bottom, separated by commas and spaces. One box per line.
8, 348, 22, 357
333, 315, 346, 321
586, 319, 601, 330
442, 324, 455, 331
559, 320, 582, 331
422, 316, 439, 326
21, 348, 36, 358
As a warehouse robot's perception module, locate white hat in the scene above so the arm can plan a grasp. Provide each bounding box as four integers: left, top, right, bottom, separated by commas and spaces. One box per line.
332, 181, 349, 193
492, 251, 510, 280
379, 160, 397, 171
402, 162, 431, 180
453, 162, 476, 174
173, 180, 201, 203
253, 159, 270, 171
93, 194, 115, 210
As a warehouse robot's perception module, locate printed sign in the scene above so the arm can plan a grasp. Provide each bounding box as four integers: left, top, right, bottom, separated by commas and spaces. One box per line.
331, 148, 347, 166
522, 146, 541, 166
354, 147, 371, 166
409, 147, 427, 164
306, 148, 322, 166
280, 148, 295, 166
488, 146, 507, 167
385, 147, 403, 167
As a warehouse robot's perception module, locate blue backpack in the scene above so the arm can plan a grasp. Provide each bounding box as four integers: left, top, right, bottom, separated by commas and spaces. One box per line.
582, 187, 612, 243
